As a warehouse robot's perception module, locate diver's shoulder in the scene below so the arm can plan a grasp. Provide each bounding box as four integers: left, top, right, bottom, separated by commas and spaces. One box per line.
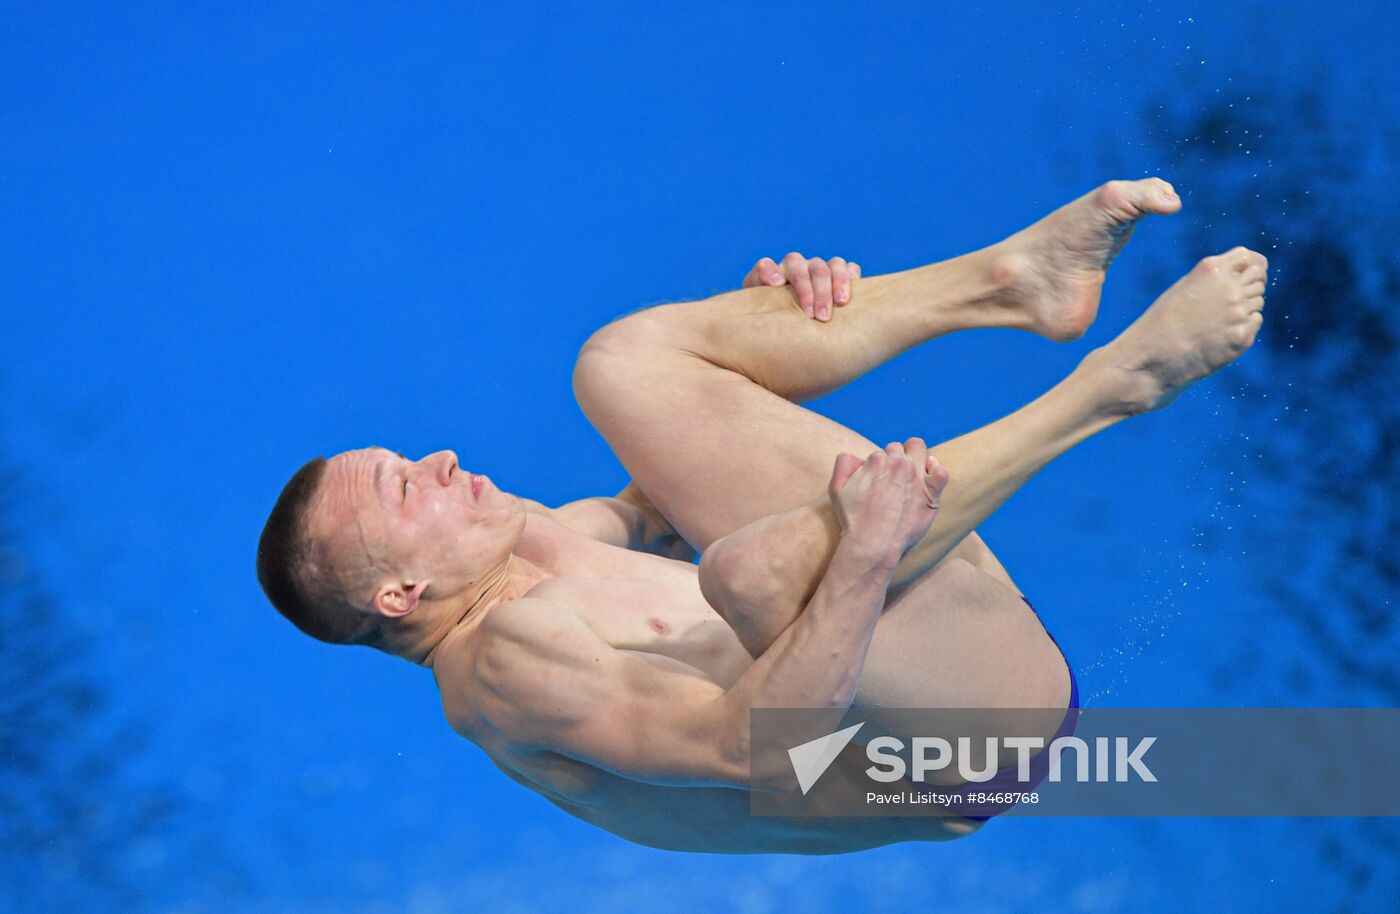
430, 599, 540, 732
478, 592, 584, 642
434, 596, 590, 740
435, 595, 582, 689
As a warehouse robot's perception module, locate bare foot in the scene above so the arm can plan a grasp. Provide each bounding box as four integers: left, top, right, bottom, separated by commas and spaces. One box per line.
1089, 247, 1269, 413
990, 178, 1182, 341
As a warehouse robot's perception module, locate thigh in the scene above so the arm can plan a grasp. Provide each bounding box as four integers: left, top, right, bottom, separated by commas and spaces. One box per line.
576, 340, 1020, 590
855, 558, 1071, 711
577, 344, 873, 550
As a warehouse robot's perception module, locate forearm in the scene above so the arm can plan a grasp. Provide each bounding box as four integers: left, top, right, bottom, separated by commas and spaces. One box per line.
548, 487, 696, 560
728, 538, 892, 707
712, 536, 894, 785
613, 481, 695, 558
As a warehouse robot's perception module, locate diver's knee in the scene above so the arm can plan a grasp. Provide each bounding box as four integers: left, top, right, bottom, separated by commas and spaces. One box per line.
577, 308, 677, 367
573, 311, 678, 414
698, 535, 762, 624
699, 535, 792, 655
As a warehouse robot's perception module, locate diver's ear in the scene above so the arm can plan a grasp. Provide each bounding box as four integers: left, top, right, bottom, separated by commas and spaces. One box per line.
372, 579, 430, 618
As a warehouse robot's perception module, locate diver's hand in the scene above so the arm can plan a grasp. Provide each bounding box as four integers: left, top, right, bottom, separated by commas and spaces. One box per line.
827, 442, 948, 565
743, 253, 862, 322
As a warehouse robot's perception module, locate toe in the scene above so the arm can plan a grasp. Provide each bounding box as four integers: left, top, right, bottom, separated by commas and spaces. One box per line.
1104, 177, 1181, 216
1227, 246, 1256, 271
1145, 177, 1182, 214
1244, 310, 1265, 344
1093, 180, 1136, 221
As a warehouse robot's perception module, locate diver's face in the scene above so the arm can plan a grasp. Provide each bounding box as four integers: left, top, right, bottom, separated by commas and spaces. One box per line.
313, 447, 525, 605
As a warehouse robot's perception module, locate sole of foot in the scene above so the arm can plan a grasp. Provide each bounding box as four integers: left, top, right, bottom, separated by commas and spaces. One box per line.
1090, 246, 1269, 414
990, 177, 1183, 342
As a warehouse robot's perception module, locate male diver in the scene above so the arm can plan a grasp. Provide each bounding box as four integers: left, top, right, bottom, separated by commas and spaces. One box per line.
258, 178, 1266, 852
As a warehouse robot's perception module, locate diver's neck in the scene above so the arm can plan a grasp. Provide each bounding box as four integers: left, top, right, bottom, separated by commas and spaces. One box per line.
511, 509, 608, 574
416, 554, 551, 668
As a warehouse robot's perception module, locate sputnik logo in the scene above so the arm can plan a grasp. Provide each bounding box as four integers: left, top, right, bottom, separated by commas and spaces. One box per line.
787, 722, 865, 794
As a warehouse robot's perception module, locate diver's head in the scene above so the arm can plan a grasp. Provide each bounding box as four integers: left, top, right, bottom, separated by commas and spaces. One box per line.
256, 447, 525, 657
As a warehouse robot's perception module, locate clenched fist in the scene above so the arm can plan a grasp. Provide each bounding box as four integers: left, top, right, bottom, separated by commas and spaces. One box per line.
827, 438, 948, 565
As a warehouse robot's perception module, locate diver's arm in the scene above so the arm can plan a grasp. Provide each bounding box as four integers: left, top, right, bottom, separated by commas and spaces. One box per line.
458, 537, 895, 791
543, 484, 696, 561
455, 451, 935, 791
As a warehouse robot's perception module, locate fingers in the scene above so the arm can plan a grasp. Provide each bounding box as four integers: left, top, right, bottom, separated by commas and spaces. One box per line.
828, 257, 852, 309
807, 257, 834, 322
743, 256, 784, 289
772, 253, 860, 320
925, 456, 950, 507
902, 437, 932, 505
882, 441, 929, 470
857, 448, 897, 485
877, 442, 918, 485
902, 436, 928, 472
884, 439, 937, 504
829, 452, 863, 495
781, 252, 816, 318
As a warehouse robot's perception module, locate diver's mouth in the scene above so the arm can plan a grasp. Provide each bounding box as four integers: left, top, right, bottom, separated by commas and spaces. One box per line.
470, 475, 485, 500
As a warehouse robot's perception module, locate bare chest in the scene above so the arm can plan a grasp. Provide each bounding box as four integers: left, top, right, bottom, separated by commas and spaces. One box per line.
526, 570, 752, 687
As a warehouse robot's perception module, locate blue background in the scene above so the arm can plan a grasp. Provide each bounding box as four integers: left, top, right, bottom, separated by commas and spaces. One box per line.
3, 2, 1397, 911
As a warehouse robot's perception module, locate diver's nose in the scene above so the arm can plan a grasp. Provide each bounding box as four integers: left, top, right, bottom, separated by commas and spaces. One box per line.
432, 450, 459, 485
